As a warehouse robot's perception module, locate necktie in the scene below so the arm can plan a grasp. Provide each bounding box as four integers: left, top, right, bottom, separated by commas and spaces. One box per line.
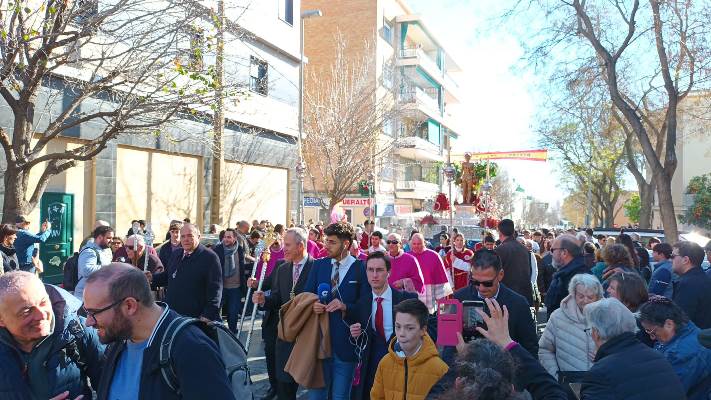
375, 297, 385, 340
331, 261, 340, 290
293, 263, 302, 284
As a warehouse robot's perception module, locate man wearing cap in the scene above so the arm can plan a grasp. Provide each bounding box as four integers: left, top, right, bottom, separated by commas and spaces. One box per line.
13, 215, 51, 273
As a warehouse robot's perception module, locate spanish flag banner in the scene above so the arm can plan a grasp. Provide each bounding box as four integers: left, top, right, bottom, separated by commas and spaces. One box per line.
452, 150, 548, 162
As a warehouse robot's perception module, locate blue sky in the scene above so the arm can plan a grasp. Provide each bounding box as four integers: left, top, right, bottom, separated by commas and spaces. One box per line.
407, 0, 568, 207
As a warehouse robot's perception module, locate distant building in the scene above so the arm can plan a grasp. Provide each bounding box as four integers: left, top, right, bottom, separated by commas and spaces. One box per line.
301, 0, 465, 225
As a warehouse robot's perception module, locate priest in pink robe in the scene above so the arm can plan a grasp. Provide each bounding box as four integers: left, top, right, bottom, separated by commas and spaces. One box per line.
407, 233, 453, 313
384, 232, 424, 295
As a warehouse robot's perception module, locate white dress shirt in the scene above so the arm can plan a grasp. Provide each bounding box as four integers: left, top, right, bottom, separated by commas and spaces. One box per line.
331, 254, 356, 286
372, 286, 394, 340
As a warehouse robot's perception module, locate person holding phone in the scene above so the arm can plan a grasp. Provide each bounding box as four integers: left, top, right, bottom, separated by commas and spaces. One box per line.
452, 250, 539, 356
303, 222, 370, 400
13, 215, 51, 274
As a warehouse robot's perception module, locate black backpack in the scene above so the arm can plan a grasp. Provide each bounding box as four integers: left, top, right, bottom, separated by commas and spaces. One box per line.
158, 317, 253, 398
62, 248, 101, 292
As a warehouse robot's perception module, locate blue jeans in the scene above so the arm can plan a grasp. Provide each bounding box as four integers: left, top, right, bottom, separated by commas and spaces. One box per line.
222, 287, 243, 333
308, 354, 356, 400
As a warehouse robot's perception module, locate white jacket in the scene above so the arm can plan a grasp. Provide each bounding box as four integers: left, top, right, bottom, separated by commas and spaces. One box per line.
538, 293, 595, 378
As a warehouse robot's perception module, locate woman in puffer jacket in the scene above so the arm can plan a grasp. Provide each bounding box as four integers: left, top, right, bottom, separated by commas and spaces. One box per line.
538, 274, 603, 379
639, 296, 711, 399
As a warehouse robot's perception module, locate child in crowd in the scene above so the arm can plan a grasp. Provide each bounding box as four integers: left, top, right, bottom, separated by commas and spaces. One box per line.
371, 299, 448, 400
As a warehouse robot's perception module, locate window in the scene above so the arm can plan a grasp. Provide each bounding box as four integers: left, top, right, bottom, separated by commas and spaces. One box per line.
250, 56, 269, 96
382, 119, 394, 137
279, 0, 294, 25
74, 0, 98, 26
382, 19, 393, 44
382, 59, 394, 89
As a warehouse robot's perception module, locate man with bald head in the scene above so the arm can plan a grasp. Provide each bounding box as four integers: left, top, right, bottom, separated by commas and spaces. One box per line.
0, 271, 104, 399
544, 234, 589, 317
406, 233, 452, 314
83, 263, 235, 399
116, 234, 164, 274
147, 224, 223, 322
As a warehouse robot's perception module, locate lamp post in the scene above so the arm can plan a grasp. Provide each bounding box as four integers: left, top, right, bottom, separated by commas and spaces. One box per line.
443, 163, 456, 235
297, 9, 322, 226
481, 180, 492, 228
296, 160, 307, 225
367, 171, 375, 223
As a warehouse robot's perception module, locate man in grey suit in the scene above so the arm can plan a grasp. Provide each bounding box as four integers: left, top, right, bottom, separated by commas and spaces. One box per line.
252, 227, 314, 400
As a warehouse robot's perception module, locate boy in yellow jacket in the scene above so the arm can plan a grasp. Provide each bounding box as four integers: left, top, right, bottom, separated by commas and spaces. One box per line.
371, 299, 448, 400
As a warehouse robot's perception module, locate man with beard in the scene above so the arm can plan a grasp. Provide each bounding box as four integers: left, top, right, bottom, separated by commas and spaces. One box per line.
0, 271, 104, 399
544, 234, 589, 318
74, 225, 115, 300
83, 263, 235, 399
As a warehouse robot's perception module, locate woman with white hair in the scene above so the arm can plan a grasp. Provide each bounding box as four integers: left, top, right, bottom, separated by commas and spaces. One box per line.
538, 273, 603, 379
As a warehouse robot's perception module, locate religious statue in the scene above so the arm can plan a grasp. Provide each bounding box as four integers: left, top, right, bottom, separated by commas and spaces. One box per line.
459, 152, 477, 204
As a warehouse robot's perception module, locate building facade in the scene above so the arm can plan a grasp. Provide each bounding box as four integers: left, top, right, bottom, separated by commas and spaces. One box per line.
0, 0, 303, 282
301, 0, 464, 226
652, 91, 711, 232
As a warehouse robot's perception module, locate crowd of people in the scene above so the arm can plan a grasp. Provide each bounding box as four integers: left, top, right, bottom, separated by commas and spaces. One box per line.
1, 214, 711, 400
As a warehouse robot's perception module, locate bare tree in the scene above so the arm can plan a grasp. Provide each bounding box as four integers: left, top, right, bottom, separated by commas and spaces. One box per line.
537, 72, 627, 227
0, 0, 248, 221
487, 169, 515, 219
302, 33, 399, 212
517, 0, 711, 241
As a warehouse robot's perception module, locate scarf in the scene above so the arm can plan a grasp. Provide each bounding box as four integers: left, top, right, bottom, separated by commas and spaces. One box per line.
223, 243, 238, 278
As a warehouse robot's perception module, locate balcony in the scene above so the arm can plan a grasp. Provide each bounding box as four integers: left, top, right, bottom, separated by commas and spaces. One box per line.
395, 180, 440, 200
400, 87, 442, 123
398, 47, 444, 87
394, 136, 443, 162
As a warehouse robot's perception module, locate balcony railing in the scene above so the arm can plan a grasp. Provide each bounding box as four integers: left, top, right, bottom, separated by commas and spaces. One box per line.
400, 86, 441, 115
400, 46, 442, 75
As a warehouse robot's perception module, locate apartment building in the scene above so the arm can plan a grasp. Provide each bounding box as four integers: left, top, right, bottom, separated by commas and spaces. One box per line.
302, 0, 464, 225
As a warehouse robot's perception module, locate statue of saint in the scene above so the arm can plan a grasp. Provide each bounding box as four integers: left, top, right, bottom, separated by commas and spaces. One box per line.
459, 153, 477, 204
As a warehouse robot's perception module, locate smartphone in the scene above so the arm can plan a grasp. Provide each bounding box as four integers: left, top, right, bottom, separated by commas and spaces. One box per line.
462, 300, 486, 341
436, 299, 462, 347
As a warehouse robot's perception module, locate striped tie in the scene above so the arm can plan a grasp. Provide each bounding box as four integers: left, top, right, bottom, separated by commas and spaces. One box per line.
331, 261, 340, 292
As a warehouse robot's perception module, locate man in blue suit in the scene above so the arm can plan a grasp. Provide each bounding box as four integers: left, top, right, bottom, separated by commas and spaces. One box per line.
349, 251, 418, 400
304, 222, 370, 400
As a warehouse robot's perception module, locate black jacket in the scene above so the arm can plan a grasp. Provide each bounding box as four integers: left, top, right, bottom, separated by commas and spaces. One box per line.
581, 332, 685, 400
157, 241, 179, 270
152, 244, 223, 320
673, 267, 711, 329
351, 287, 418, 400
496, 237, 534, 305
544, 256, 589, 317
96, 307, 235, 400
260, 257, 314, 382
510, 344, 568, 400
452, 283, 539, 357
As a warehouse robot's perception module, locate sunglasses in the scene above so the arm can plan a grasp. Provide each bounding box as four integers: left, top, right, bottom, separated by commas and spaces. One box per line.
386, 240, 400, 245
471, 278, 496, 288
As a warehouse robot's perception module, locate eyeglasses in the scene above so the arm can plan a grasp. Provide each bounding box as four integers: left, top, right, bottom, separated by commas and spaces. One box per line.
471, 278, 496, 288
82, 297, 128, 323
386, 240, 400, 245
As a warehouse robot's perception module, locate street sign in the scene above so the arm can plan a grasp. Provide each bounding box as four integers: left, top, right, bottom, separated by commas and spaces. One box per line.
343, 198, 372, 206
376, 204, 396, 217
303, 197, 321, 207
